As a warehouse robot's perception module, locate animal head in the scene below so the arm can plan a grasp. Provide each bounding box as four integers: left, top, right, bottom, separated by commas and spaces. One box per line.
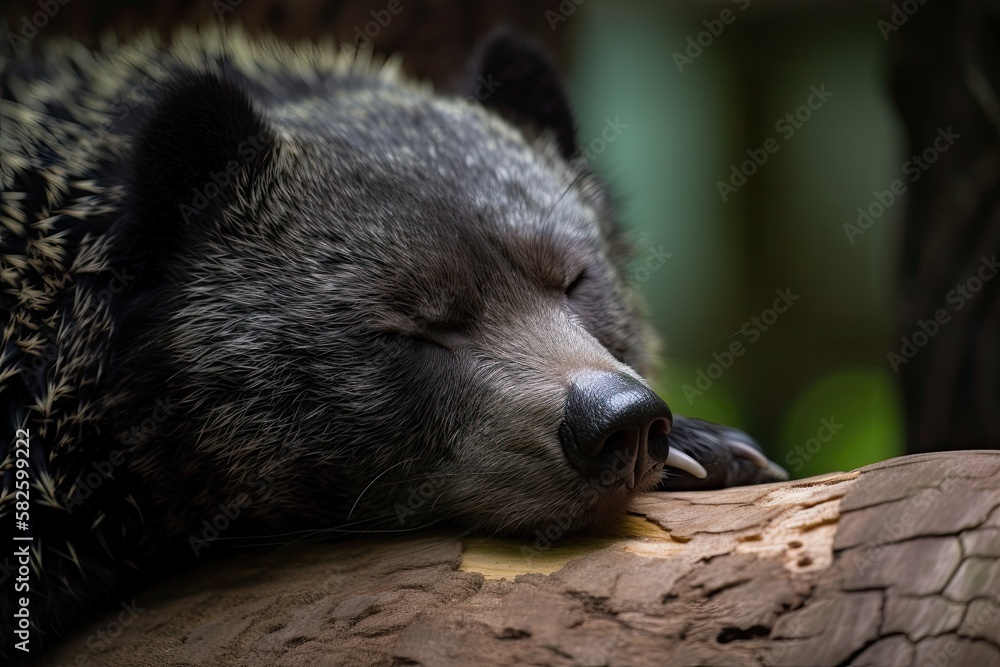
114, 32, 686, 538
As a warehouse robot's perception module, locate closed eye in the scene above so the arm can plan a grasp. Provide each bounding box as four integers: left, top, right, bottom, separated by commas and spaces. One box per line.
564, 270, 586, 299
406, 330, 451, 352
378, 328, 451, 354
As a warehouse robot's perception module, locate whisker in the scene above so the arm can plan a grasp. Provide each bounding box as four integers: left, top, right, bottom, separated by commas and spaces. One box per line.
535, 168, 590, 233
347, 456, 419, 519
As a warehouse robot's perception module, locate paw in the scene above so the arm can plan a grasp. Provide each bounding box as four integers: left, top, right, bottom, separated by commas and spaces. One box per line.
657, 416, 789, 491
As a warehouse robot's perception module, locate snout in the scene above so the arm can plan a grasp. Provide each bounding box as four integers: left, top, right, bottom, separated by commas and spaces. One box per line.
558, 371, 672, 489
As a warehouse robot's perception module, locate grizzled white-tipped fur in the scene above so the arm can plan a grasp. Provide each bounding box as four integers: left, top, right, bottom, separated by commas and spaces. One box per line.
1, 26, 784, 656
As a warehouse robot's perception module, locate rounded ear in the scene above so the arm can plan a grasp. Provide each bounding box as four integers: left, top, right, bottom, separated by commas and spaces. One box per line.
127, 72, 274, 249
468, 30, 577, 159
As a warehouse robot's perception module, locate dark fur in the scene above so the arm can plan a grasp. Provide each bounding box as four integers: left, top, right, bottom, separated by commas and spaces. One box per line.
0, 28, 785, 656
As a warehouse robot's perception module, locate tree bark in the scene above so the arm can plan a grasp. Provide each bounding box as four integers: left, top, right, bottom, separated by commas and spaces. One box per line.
42, 451, 1000, 667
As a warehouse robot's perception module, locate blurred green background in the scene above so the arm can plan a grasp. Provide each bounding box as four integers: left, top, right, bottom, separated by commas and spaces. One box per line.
563, 1, 905, 477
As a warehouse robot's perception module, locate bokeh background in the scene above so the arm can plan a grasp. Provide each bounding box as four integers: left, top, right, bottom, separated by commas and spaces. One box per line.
563, 1, 905, 478
4, 0, 996, 476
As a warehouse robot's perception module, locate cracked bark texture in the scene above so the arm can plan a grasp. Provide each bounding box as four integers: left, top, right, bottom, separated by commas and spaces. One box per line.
42, 451, 1000, 666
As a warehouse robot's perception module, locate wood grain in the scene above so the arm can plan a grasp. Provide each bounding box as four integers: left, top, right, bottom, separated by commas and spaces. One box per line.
43, 452, 1000, 666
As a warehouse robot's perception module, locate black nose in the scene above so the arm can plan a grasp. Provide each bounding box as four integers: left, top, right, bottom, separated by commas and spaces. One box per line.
558, 371, 673, 489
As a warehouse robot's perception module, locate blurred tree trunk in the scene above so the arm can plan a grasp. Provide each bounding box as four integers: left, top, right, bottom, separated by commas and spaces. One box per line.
890, 0, 1000, 453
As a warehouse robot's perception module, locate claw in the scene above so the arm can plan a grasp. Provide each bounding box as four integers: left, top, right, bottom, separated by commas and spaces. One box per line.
665, 448, 708, 479
725, 438, 770, 470
764, 460, 790, 481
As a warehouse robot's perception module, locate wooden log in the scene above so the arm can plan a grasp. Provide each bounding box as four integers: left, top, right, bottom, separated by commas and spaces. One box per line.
43, 451, 1000, 666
